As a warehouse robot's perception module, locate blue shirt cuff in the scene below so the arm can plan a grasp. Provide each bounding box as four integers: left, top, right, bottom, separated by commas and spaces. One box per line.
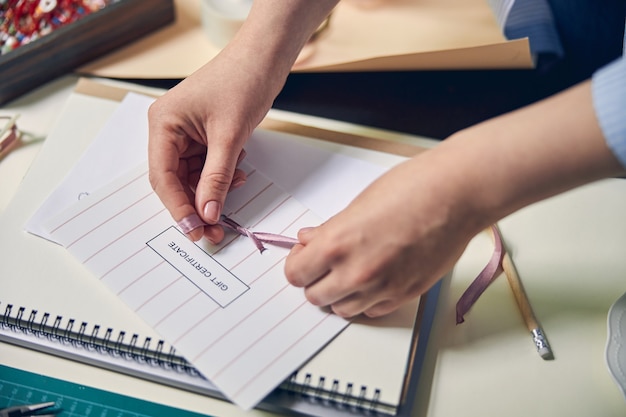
488, 0, 564, 61
592, 56, 626, 168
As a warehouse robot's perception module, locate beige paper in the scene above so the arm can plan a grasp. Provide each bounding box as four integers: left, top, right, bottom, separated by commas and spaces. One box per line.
79, 0, 532, 79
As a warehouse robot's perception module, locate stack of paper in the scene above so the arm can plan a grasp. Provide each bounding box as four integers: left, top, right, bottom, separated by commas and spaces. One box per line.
19, 91, 425, 412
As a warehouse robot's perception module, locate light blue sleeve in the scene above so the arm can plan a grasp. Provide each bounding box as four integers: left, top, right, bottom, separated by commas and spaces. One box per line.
490, 1, 626, 168
486, 0, 563, 59
592, 52, 626, 168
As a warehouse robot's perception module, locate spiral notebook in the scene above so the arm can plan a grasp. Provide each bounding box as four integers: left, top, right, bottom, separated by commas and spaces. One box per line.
0, 292, 438, 416
0, 81, 439, 416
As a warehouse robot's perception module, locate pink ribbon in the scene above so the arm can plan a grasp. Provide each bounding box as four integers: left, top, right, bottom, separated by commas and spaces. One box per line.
178, 213, 299, 253
218, 216, 299, 253
180, 212, 508, 315
455, 225, 505, 324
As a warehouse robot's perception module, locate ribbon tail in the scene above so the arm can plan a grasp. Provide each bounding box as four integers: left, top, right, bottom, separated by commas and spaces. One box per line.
252, 232, 299, 250
176, 214, 299, 254
245, 229, 267, 253
456, 225, 505, 324
219, 216, 299, 254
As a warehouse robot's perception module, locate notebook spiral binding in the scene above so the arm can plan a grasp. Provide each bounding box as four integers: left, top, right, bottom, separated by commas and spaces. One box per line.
283, 371, 389, 415
1, 303, 198, 376
1, 303, 390, 414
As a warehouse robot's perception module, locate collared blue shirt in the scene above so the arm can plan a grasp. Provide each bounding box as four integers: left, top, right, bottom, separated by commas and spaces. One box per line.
488, 0, 626, 168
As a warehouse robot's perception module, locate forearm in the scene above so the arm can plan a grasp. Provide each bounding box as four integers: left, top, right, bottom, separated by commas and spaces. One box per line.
421, 80, 625, 233
227, 0, 339, 88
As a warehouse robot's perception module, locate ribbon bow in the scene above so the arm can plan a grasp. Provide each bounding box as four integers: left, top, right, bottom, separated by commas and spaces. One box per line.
178, 213, 299, 253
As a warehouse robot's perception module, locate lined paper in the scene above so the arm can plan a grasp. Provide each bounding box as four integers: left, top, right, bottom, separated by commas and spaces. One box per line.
25, 93, 389, 242
45, 161, 348, 409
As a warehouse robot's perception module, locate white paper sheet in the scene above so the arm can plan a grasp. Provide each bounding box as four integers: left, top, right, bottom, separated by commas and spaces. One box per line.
30, 92, 397, 408
25, 94, 156, 241
26, 93, 387, 241
45, 160, 349, 409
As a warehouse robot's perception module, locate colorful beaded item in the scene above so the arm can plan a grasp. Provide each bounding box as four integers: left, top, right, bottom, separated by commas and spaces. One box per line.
1, 0, 115, 55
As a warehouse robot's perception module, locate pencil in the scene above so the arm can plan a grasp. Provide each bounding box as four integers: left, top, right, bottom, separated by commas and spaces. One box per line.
496, 225, 554, 360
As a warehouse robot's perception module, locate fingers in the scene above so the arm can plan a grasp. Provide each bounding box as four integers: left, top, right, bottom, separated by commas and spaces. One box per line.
148, 113, 206, 242
149, 87, 249, 243
230, 168, 247, 190
285, 227, 329, 287
304, 277, 376, 318
296, 265, 399, 318
203, 223, 226, 245
286, 228, 379, 318
285, 225, 424, 319
231, 149, 248, 190
297, 265, 411, 318
362, 300, 403, 318
195, 146, 247, 224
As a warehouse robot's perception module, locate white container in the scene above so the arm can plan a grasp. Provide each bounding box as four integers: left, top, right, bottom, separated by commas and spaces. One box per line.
201, 0, 253, 48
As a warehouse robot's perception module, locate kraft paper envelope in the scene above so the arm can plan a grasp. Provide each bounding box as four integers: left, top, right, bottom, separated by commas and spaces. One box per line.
79, 0, 532, 79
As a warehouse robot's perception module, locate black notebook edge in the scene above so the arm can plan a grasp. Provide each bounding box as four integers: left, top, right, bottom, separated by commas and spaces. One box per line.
396, 279, 442, 417
0, 281, 441, 417
261, 280, 443, 417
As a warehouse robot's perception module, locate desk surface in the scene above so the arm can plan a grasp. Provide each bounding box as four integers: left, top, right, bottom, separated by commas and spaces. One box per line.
1, 75, 625, 417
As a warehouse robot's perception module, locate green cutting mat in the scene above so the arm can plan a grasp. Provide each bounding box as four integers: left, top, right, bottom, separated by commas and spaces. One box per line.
0, 365, 212, 416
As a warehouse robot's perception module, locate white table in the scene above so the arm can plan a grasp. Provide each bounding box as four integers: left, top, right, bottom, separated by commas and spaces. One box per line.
2, 75, 625, 417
